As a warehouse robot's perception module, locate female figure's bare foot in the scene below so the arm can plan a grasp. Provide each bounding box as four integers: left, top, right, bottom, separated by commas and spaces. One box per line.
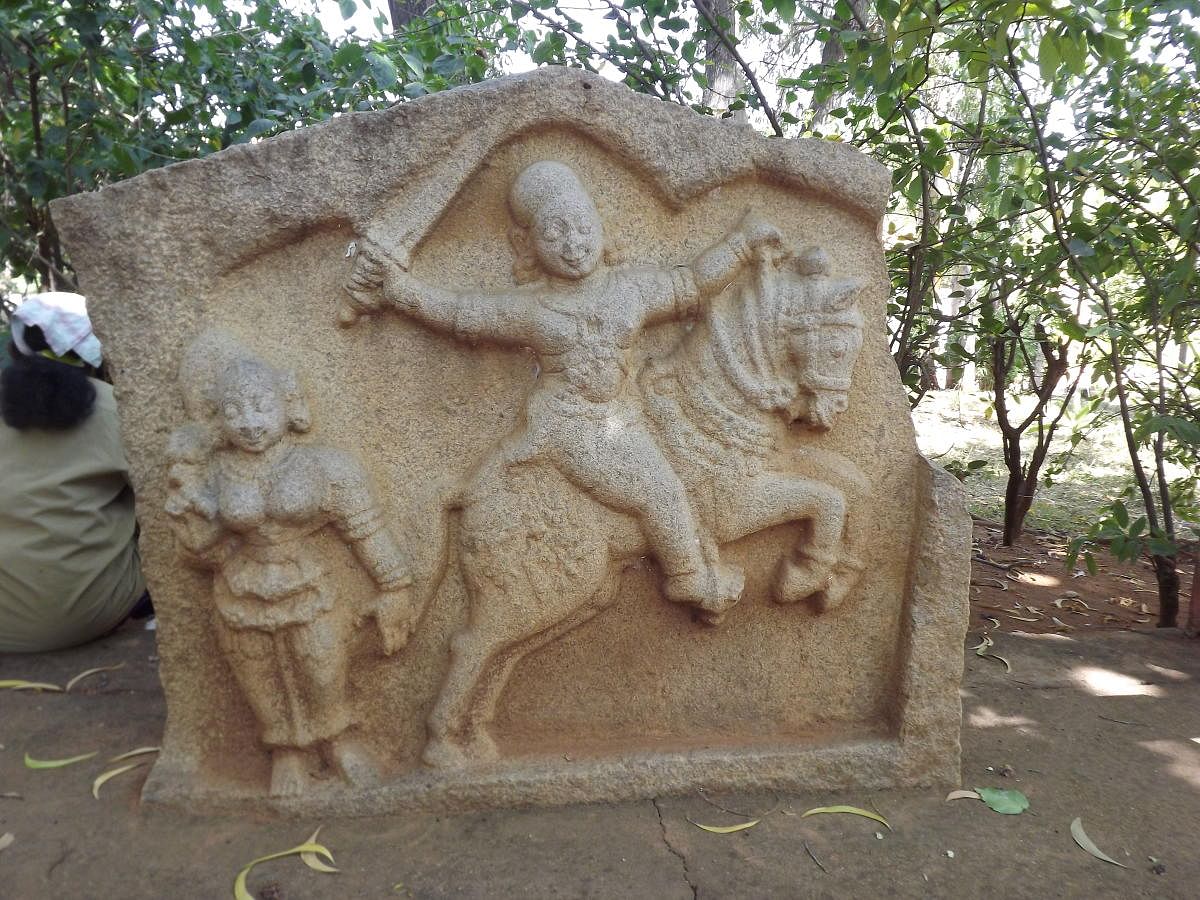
269, 748, 310, 797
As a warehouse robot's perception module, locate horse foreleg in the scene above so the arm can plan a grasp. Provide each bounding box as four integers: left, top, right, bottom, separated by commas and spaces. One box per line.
715, 473, 861, 612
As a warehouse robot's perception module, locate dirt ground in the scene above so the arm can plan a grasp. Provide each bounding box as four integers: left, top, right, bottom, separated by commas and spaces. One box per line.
2, 547, 1199, 899
969, 521, 1196, 633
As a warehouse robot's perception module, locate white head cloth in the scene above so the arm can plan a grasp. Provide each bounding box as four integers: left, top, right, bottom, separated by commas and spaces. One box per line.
10, 292, 103, 367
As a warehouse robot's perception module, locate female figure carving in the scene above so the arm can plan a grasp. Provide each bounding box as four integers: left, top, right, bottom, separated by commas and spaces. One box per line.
165, 345, 415, 796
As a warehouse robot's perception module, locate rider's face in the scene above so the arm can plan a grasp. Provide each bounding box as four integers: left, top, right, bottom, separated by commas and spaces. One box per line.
532, 193, 604, 280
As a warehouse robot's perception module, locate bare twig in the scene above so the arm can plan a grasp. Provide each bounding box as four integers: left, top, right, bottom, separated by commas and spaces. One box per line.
804, 841, 828, 873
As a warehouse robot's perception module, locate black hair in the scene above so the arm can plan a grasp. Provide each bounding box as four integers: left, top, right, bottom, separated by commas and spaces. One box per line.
1, 325, 97, 430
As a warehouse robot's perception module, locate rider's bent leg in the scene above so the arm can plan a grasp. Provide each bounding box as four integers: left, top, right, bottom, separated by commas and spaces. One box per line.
544, 422, 743, 610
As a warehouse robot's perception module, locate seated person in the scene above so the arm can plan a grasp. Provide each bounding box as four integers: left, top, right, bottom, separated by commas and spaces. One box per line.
0, 293, 147, 653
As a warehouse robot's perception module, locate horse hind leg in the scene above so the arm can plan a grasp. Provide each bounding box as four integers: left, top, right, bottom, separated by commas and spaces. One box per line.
423, 569, 622, 769
422, 626, 505, 769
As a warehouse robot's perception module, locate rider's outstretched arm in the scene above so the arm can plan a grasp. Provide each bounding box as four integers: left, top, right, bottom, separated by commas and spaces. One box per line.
383, 273, 540, 347
689, 229, 757, 299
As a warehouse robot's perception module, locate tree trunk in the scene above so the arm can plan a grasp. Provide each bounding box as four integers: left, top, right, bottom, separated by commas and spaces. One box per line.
1153, 554, 1180, 628
388, 0, 434, 29
696, 0, 746, 123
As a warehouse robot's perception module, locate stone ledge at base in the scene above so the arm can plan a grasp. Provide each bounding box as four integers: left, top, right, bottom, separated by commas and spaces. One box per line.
145, 737, 920, 818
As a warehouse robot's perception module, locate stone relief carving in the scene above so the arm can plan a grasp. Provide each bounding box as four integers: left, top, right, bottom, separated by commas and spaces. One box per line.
340, 160, 869, 768
164, 332, 417, 796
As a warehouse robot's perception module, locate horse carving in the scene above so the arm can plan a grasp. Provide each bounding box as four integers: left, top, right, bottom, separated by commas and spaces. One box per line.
342, 161, 869, 767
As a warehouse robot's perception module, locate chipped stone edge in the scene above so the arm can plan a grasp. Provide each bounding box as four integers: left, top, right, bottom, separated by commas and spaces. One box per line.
895, 456, 973, 787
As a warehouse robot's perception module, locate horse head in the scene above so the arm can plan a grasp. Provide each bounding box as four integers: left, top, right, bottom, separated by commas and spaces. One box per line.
706, 247, 865, 434
774, 250, 865, 431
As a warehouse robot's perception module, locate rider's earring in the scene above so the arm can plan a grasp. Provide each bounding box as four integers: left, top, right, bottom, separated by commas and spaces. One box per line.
508, 225, 538, 284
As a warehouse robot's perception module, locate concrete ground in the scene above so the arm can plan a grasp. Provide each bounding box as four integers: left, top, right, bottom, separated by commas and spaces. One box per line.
2, 623, 1198, 899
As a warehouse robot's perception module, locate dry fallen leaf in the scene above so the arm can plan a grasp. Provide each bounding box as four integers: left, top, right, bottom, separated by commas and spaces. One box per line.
690, 819, 761, 834
1006, 614, 1042, 622
65, 663, 126, 692
0, 680, 63, 692
234, 835, 337, 900
801, 805, 890, 830
1071, 817, 1128, 868
92, 762, 149, 799
24, 751, 98, 769
945, 789, 981, 802
108, 746, 160, 763
0, 833, 13, 853
1050, 617, 1072, 629
987, 654, 1012, 673
300, 827, 340, 873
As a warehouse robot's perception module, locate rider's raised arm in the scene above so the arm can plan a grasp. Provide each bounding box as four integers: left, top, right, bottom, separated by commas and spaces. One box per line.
383, 275, 540, 348
637, 225, 761, 326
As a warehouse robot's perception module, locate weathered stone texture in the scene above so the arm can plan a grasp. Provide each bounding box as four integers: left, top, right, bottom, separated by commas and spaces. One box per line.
51, 67, 970, 814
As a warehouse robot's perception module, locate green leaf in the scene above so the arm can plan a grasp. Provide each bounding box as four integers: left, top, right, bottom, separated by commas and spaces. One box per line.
431, 54, 465, 77
366, 52, 398, 89
974, 787, 1030, 815
1038, 31, 1060, 83
333, 42, 365, 69
1067, 237, 1095, 257
25, 751, 98, 769
339, 0, 356, 19
239, 119, 277, 142
1062, 32, 1087, 75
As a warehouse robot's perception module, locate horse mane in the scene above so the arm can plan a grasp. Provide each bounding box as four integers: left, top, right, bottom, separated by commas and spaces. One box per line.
708, 254, 809, 414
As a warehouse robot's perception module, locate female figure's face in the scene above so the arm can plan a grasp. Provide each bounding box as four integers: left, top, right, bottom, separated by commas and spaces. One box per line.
220, 380, 287, 454
532, 190, 604, 280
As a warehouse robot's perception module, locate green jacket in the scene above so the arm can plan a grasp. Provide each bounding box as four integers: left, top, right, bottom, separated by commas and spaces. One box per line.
0, 379, 145, 652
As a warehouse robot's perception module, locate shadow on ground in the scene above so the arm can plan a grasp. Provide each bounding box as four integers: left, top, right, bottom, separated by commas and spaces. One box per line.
2, 621, 1199, 898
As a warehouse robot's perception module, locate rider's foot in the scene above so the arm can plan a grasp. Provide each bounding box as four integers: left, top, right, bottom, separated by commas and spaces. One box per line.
665, 563, 745, 616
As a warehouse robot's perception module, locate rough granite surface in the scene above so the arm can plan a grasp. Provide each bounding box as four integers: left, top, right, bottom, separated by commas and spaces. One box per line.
50, 67, 971, 815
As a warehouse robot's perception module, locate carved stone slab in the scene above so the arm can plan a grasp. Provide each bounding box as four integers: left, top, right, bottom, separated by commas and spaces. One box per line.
51, 68, 970, 815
